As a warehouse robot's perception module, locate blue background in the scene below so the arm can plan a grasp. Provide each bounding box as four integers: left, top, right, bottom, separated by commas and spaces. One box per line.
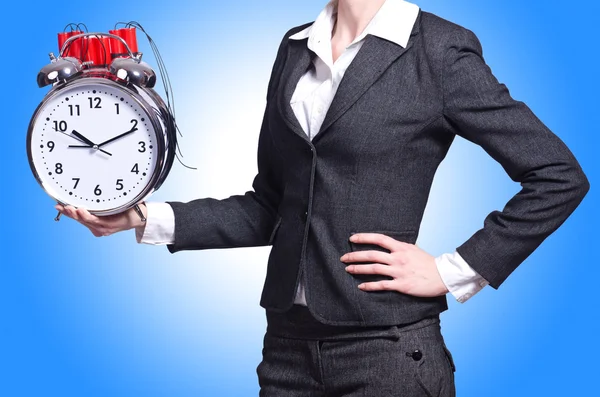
3, 0, 598, 395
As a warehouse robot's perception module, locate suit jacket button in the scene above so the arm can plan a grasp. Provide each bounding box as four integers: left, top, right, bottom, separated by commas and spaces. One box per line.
406, 350, 422, 361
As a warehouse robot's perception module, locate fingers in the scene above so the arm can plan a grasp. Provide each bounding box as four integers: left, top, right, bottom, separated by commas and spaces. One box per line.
76, 207, 97, 224
349, 233, 410, 251
54, 205, 117, 237
340, 235, 447, 297
345, 262, 411, 293
57, 204, 81, 221
340, 250, 392, 265
357, 280, 408, 292
345, 263, 396, 278
77, 208, 111, 236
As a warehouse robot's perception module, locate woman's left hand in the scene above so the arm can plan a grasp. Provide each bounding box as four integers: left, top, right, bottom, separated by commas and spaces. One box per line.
341, 233, 449, 298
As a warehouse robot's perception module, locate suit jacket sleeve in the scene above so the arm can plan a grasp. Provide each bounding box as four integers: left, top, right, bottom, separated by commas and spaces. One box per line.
442, 28, 590, 289
164, 33, 289, 253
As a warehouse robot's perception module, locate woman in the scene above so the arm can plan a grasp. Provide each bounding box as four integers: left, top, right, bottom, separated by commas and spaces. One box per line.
57, 0, 589, 395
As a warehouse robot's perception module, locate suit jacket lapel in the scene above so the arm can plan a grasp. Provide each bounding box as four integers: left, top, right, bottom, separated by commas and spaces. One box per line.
277, 39, 314, 143
315, 33, 419, 141
276, 9, 422, 144
316, 38, 412, 140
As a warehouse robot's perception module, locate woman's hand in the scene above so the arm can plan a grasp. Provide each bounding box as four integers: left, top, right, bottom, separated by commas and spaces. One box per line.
55, 203, 147, 237
341, 233, 449, 298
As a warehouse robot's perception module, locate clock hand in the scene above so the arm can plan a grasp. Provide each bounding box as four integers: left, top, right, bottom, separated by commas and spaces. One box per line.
68, 145, 113, 156
71, 130, 97, 147
67, 130, 112, 156
57, 130, 86, 143
96, 127, 138, 148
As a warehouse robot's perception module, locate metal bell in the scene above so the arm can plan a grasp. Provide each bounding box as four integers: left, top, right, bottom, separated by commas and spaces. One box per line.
36, 55, 83, 88
109, 57, 156, 88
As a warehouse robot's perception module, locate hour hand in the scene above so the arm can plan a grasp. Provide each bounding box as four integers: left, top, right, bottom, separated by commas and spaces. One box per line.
68, 130, 112, 156
71, 130, 96, 147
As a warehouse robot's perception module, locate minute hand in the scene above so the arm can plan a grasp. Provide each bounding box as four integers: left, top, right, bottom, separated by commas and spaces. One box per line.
97, 128, 138, 147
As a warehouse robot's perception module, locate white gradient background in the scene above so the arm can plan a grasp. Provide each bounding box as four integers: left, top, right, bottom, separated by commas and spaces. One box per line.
3, 1, 598, 396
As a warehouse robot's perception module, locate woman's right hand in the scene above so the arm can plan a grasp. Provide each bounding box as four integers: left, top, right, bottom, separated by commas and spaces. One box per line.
55, 202, 147, 237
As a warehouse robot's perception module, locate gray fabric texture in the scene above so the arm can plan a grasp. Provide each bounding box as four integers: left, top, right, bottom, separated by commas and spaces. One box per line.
258, 306, 455, 396
166, 10, 590, 326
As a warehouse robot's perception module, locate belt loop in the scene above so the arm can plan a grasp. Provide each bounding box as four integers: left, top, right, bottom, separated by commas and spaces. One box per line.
391, 325, 402, 341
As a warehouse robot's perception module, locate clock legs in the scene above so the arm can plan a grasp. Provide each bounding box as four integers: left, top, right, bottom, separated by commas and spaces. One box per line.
133, 203, 146, 222
54, 206, 62, 221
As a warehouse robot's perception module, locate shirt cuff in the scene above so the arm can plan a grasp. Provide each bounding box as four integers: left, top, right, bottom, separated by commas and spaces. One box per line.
135, 202, 175, 245
435, 251, 489, 303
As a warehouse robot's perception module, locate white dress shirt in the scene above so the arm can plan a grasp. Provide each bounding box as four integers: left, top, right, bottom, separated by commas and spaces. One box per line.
136, 0, 489, 304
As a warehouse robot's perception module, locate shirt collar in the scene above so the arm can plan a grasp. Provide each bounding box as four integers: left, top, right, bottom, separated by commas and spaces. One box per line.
289, 0, 420, 49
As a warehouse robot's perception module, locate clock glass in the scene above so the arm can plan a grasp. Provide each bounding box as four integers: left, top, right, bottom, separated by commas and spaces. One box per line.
28, 81, 160, 214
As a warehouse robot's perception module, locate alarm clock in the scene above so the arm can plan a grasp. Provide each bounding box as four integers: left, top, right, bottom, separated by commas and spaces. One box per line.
27, 32, 177, 219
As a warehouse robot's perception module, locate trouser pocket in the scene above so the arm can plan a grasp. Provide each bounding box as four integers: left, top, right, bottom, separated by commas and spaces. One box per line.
442, 342, 456, 372
396, 320, 455, 397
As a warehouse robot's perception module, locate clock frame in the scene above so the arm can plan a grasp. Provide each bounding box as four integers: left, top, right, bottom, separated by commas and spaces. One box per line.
27, 69, 176, 216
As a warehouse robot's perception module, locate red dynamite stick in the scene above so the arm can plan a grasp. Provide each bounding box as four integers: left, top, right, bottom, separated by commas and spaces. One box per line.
108, 29, 128, 58
112, 27, 138, 55
101, 37, 111, 65
57, 30, 84, 59
82, 36, 110, 67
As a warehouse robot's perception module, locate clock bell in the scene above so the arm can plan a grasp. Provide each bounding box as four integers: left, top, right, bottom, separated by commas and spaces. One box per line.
37, 28, 156, 89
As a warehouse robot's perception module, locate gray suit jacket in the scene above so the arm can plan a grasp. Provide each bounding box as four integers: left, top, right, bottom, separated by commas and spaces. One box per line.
166, 9, 589, 326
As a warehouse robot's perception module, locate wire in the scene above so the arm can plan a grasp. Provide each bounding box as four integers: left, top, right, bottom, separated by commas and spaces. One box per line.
96, 33, 108, 66
63, 23, 78, 32
115, 20, 196, 170
60, 22, 88, 57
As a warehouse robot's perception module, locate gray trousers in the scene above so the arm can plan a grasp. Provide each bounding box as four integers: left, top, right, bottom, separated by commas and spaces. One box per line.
257, 305, 456, 396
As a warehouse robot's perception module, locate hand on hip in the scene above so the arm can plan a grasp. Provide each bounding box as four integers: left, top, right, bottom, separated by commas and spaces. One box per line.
341, 232, 449, 298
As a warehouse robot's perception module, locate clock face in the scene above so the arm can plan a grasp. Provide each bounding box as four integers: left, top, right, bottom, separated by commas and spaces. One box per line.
28, 80, 160, 213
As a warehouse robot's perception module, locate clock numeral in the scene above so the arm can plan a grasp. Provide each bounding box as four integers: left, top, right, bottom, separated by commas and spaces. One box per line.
88, 97, 102, 109
55, 163, 63, 174
53, 120, 67, 132
47, 141, 55, 152
68, 104, 80, 116
138, 141, 146, 153
130, 119, 138, 129
115, 103, 120, 115
131, 163, 139, 174
116, 179, 124, 190
94, 185, 102, 196
72, 178, 80, 189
